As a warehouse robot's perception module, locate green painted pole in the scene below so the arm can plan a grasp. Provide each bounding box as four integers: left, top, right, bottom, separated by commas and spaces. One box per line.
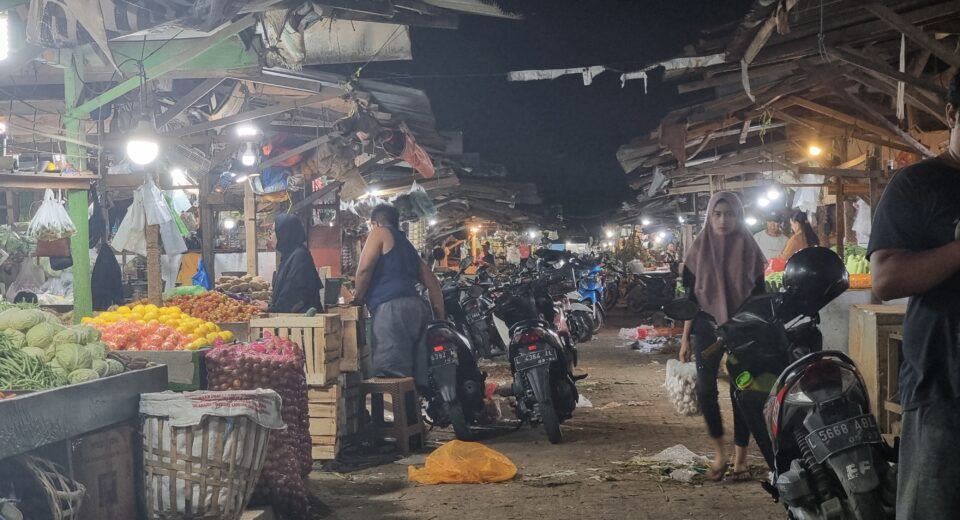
64, 50, 92, 322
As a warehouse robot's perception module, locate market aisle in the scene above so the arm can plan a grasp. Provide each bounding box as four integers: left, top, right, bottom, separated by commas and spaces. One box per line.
310, 312, 782, 519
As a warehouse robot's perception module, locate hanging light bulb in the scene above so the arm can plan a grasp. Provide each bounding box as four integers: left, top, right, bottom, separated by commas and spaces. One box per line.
222, 218, 236, 230
745, 215, 758, 226
808, 144, 823, 157
641, 218, 652, 226
528, 230, 538, 239
766, 186, 781, 200
428, 218, 437, 227
240, 142, 258, 167
126, 120, 159, 165
605, 230, 614, 238
757, 196, 770, 208
236, 124, 259, 138
678, 215, 685, 223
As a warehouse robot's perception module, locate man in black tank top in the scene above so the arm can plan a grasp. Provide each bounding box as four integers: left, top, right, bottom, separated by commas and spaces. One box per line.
353, 204, 444, 388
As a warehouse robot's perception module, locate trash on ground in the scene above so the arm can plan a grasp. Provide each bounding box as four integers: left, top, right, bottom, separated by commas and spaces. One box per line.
599, 401, 623, 410
407, 440, 517, 485
577, 395, 593, 408
626, 401, 653, 407
630, 337, 671, 353
670, 469, 698, 483
616, 444, 709, 484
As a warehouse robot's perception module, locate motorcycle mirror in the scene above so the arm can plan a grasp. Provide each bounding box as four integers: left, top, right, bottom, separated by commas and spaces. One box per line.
662, 299, 700, 321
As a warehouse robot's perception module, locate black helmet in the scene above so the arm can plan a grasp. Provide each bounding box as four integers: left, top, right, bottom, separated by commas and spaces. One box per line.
782, 247, 849, 317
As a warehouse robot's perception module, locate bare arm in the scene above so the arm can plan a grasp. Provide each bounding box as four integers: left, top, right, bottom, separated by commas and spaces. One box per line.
679, 319, 693, 363
353, 228, 385, 302
418, 259, 445, 320
871, 241, 960, 300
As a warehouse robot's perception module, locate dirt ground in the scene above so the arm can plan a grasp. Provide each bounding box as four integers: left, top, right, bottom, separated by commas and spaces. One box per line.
310, 311, 783, 519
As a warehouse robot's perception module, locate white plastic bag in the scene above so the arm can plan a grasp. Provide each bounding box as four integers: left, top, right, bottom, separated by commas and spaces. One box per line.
142, 181, 172, 226
664, 359, 700, 416
27, 189, 77, 241
853, 198, 872, 246
5, 258, 45, 301
112, 190, 147, 256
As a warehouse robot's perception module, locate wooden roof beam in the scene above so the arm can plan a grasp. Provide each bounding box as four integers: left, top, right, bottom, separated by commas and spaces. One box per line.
164, 93, 343, 137
827, 46, 946, 96
862, 2, 960, 69
828, 83, 934, 157
156, 78, 224, 128
841, 67, 948, 127
785, 95, 898, 140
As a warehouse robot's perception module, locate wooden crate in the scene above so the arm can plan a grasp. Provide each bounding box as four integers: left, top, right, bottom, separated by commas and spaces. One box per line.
327, 306, 365, 372
121, 349, 208, 391
307, 372, 363, 461
249, 314, 343, 385
848, 304, 906, 432
883, 333, 905, 437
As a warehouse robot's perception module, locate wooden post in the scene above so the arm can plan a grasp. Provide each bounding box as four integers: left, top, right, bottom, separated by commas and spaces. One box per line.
836, 177, 845, 259
869, 177, 883, 304
146, 225, 161, 304
4, 191, 13, 223
199, 172, 215, 284
64, 49, 92, 322
243, 180, 257, 276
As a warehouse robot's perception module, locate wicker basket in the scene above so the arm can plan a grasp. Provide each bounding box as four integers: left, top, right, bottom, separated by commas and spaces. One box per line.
1, 455, 86, 520
140, 391, 283, 520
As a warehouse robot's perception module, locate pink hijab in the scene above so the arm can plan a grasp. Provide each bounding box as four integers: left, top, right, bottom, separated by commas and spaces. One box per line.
684, 192, 766, 323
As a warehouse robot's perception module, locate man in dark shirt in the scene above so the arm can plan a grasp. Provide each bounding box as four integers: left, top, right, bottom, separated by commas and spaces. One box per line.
869, 71, 960, 519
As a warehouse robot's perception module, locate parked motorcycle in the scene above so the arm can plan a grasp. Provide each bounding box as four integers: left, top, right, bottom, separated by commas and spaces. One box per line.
421, 319, 488, 441
439, 258, 499, 359
494, 268, 581, 444
664, 247, 895, 519
626, 270, 678, 325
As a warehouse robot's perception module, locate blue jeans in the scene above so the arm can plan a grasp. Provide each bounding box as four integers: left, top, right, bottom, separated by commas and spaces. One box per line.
897, 398, 960, 519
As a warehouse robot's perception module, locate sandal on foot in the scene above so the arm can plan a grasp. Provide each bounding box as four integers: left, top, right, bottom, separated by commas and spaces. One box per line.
729, 470, 752, 482
704, 464, 728, 482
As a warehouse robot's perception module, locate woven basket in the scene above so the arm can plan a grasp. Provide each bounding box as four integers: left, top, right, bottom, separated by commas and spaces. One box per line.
141, 414, 272, 520
9, 455, 85, 520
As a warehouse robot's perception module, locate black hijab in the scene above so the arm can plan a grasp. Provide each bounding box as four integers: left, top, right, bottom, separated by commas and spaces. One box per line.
270, 214, 323, 313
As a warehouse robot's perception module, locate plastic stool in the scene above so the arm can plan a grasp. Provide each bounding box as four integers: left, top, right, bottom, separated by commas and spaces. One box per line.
360, 377, 425, 455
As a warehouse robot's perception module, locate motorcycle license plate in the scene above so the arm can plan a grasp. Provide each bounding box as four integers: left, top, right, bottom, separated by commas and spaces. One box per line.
430, 348, 458, 366
515, 348, 557, 371
467, 309, 483, 322
804, 414, 882, 464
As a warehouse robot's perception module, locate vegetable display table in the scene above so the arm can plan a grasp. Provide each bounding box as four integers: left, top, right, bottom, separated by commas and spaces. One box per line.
0, 365, 167, 460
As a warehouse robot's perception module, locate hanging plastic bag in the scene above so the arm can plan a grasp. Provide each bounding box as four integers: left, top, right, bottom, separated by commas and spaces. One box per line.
664, 359, 700, 417
852, 198, 872, 246
142, 181, 172, 226
112, 191, 147, 256
192, 259, 212, 290
407, 440, 517, 485
5, 258, 46, 301
28, 189, 77, 241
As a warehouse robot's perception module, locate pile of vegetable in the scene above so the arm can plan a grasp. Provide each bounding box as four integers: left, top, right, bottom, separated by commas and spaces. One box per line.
205, 333, 311, 518
84, 304, 233, 351
845, 254, 870, 275
0, 308, 122, 388
165, 291, 262, 323
216, 274, 272, 302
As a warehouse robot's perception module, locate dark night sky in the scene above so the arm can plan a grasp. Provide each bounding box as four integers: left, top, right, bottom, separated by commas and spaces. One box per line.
354, 0, 755, 219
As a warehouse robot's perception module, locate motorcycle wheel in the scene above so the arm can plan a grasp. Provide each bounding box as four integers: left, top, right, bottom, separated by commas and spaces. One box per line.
541, 401, 563, 444
603, 284, 619, 308
571, 311, 593, 342
591, 305, 604, 334
471, 327, 492, 359
445, 401, 474, 441
845, 491, 885, 520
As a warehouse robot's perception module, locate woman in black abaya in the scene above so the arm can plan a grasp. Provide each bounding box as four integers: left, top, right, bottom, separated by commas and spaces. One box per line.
269, 214, 323, 313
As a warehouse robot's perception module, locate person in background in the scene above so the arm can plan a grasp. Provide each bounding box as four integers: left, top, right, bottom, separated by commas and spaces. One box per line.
268, 214, 323, 313
753, 213, 788, 262
479, 241, 496, 267
679, 192, 766, 482
779, 210, 820, 261
665, 242, 680, 275
869, 70, 960, 519
353, 204, 444, 388
441, 237, 464, 269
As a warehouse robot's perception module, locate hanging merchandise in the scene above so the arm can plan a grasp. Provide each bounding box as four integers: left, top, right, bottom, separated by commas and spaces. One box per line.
5, 258, 45, 302
28, 189, 77, 241
144, 181, 187, 255
112, 191, 148, 256
164, 194, 190, 238
192, 259, 212, 290
792, 174, 823, 214
853, 198, 872, 246
251, 167, 290, 195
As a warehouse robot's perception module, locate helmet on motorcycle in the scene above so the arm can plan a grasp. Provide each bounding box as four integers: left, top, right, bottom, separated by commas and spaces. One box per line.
781, 247, 849, 317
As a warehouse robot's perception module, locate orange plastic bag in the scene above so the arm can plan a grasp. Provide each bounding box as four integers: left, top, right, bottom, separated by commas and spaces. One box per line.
407, 440, 518, 485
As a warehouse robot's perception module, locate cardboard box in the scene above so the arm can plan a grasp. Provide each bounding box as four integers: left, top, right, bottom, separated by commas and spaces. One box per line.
328, 306, 364, 372
71, 424, 137, 520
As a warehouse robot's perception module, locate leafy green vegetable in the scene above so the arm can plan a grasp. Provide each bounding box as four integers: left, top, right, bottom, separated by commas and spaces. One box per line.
67, 369, 99, 384
2, 329, 26, 349
55, 343, 93, 372
26, 322, 61, 350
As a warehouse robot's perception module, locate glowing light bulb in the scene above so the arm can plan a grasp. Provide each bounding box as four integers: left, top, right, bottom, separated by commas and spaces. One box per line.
745, 216, 758, 226
808, 145, 823, 157
758, 197, 770, 208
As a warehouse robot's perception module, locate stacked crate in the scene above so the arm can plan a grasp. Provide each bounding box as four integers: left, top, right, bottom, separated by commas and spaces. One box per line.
248, 313, 342, 385
307, 307, 367, 461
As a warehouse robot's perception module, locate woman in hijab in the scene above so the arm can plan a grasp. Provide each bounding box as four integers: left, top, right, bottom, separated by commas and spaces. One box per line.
269, 214, 323, 313
679, 192, 767, 482
778, 210, 821, 261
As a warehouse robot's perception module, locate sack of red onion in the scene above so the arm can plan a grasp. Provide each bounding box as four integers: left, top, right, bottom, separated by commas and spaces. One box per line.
205, 333, 312, 518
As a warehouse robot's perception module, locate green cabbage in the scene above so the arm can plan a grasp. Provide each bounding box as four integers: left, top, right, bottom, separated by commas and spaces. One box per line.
0, 309, 18, 330
55, 343, 93, 372
48, 364, 68, 380
53, 327, 85, 345
81, 326, 101, 343
3, 329, 26, 349
26, 322, 60, 350
104, 359, 124, 377
68, 369, 99, 384
83, 342, 109, 361
21, 346, 47, 359
6, 309, 46, 331
91, 359, 109, 377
